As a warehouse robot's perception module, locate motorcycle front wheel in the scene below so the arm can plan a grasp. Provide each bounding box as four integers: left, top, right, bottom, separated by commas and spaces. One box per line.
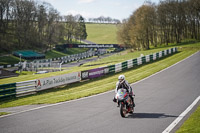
120, 102, 127, 117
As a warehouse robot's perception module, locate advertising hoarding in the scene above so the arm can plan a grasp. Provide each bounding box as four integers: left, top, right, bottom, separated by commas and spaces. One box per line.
36, 72, 81, 91
81, 67, 109, 80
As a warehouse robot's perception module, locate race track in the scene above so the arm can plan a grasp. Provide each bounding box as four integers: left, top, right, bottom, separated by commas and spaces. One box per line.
0, 52, 199, 133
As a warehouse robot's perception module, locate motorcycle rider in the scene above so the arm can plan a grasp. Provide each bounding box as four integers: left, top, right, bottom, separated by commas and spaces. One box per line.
113, 75, 135, 107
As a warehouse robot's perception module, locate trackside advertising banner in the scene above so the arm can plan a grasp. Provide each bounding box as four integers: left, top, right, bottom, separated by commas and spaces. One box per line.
81, 67, 109, 80
57, 44, 121, 48
36, 72, 81, 91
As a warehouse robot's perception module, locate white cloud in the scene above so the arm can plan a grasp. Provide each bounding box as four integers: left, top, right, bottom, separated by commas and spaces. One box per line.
78, 0, 95, 4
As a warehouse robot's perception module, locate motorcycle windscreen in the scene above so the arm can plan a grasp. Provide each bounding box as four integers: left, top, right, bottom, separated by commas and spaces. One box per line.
117, 89, 127, 100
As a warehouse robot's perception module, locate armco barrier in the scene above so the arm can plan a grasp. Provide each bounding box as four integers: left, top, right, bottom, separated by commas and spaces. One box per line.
150, 55, 154, 61
122, 61, 128, 70
127, 60, 133, 69
16, 80, 36, 96
137, 57, 142, 65
0, 83, 16, 99
115, 63, 122, 72
133, 59, 137, 65
0, 47, 178, 99
156, 52, 159, 59
142, 56, 146, 64
146, 55, 150, 63
103, 47, 177, 74
108, 65, 115, 73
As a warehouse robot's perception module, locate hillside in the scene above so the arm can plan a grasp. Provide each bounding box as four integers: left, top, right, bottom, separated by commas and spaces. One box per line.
0, 23, 118, 65
86, 23, 118, 44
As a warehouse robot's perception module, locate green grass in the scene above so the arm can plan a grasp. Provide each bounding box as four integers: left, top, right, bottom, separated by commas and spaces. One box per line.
15, 71, 35, 75
86, 23, 118, 44
0, 42, 199, 108
0, 112, 10, 116
176, 105, 200, 133
0, 55, 22, 65
45, 48, 88, 59
63, 48, 88, 55
45, 50, 67, 59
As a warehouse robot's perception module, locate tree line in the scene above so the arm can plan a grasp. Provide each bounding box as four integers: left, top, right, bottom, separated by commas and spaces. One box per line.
117, 0, 200, 50
0, 0, 87, 53
88, 16, 121, 24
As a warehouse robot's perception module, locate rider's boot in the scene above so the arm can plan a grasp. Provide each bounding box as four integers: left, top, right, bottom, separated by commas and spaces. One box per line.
117, 103, 120, 107
130, 96, 135, 107
113, 97, 117, 103
133, 101, 135, 107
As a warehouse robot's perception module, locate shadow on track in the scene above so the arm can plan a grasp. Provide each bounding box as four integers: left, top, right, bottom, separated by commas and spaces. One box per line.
128, 113, 177, 119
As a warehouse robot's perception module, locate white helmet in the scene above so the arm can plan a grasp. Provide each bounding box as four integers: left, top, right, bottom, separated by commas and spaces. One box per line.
118, 75, 125, 83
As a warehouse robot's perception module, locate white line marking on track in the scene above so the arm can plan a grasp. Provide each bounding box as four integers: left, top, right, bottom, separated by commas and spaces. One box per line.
162, 96, 200, 133
0, 51, 199, 119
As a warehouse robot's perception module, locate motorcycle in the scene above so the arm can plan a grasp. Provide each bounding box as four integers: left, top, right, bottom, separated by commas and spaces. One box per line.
115, 88, 135, 117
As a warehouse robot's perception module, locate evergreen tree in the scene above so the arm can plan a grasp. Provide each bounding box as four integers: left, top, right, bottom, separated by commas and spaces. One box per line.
78, 16, 87, 42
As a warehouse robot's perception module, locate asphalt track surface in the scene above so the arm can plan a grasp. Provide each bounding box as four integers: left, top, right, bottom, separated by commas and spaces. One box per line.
0, 52, 199, 133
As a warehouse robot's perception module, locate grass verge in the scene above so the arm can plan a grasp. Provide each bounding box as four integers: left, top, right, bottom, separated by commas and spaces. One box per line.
0, 112, 10, 116
176, 105, 200, 133
0, 42, 199, 108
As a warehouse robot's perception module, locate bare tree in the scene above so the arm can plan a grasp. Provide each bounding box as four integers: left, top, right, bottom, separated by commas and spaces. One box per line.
118, 0, 200, 49
46, 7, 60, 50
64, 15, 76, 43
128, 3, 156, 50
0, 0, 12, 52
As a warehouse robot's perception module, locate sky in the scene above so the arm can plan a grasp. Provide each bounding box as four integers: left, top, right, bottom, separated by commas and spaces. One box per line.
43, 0, 160, 21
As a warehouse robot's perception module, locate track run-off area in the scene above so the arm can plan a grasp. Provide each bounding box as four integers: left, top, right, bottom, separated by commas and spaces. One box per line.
0, 51, 199, 133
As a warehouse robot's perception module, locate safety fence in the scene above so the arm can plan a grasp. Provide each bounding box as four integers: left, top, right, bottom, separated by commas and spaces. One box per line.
0, 83, 16, 99
0, 49, 97, 69
80, 48, 177, 79
16, 80, 36, 96
0, 47, 177, 100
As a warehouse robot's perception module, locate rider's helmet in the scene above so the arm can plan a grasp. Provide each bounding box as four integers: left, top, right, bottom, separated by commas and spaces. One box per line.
118, 75, 125, 83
